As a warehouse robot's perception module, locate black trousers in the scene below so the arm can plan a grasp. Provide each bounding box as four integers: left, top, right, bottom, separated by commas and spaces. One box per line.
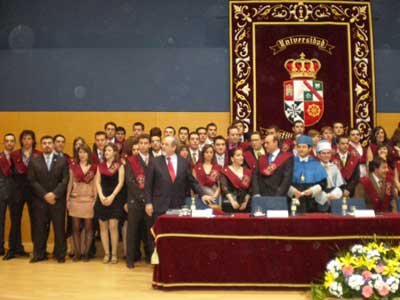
126, 201, 152, 264
8, 180, 35, 252
146, 210, 166, 258
32, 198, 66, 259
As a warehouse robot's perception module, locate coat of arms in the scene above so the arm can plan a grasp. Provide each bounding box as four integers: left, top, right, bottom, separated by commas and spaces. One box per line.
283, 53, 324, 127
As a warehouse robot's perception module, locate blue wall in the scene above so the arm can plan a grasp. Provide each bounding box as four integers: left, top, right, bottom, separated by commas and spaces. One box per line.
0, 0, 398, 112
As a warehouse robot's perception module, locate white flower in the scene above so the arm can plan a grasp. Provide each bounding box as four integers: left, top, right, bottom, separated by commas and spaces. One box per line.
328, 282, 343, 297
373, 278, 385, 290
327, 259, 341, 273
372, 274, 383, 282
351, 244, 365, 255
366, 249, 381, 260
386, 277, 399, 293
347, 274, 365, 291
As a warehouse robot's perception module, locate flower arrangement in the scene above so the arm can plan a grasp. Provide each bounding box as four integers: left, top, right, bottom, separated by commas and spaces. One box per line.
312, 241, 400, 300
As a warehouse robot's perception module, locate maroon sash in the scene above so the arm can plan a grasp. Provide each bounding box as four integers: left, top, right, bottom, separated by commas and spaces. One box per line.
370, 143, 378, 155
349, 143, 367, 164
243, 150, 258, 170
259, 152, 292, 176
359, 176, 393, 212
333, 152, 359, 181
98, 161, 121, 177
222, 167, 252, 189
194, 163, 221, 187
0, 152, 11, 177
127, 156, 145, 191
239, 142, 250, 152
70, 162, 97, 183
11, 149, 41, 175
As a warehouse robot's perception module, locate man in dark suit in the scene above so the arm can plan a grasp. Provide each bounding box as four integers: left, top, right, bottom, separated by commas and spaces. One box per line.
213, 135, 229, 167
145, 136, 210, 216
252, 134, 294, 196
92, 131, 107, 164
8, 130, 41, 259
243, 131, 266, 170
333, 135, 360, 197
355, 157, 394, 212
0, 133, 17, 257
188, 132, 201, 165
27, 135, 69, 263
145, 136, 211, 253
129, 133, 152, 264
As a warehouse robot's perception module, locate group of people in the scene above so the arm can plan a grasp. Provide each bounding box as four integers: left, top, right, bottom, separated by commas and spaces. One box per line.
0, 120, 399, 268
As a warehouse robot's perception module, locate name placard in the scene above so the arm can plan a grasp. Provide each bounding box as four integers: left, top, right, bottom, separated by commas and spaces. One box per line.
267, 210, 289, 218
354, 210, 376, 218
191, 209, 214, 218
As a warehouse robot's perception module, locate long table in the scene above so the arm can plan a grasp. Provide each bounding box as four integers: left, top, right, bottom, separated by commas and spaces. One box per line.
152, 213, 400, 289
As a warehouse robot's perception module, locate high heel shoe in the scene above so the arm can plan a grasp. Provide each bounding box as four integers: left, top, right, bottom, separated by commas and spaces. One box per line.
103, 254, 110, 264
110, 255, 118, 264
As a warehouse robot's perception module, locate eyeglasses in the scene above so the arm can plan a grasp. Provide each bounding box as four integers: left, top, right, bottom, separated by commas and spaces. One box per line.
350, 133, 360, 136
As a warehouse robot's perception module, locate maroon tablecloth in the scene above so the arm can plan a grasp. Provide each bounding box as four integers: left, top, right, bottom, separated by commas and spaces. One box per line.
152, 213, 400, 289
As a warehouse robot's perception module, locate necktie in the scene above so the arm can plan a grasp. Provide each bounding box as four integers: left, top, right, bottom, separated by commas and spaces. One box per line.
46, 156, 51, 171
268, 154, 273, 164
341, 155, 346, 166
255, 151, 260, 159
192, 152, 197, 164
167, 157, 176, 183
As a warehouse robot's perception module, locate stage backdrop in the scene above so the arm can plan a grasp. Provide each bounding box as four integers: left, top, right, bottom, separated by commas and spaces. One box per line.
229, 0, 376, 145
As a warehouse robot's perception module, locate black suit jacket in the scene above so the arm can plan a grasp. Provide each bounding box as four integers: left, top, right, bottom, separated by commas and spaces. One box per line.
145, 155, 203, 213
137, 154, 154, 170
252, 152, 294, 196
343, 153, 360, 196
27, 154, 69, 202
124, 162, 146, 206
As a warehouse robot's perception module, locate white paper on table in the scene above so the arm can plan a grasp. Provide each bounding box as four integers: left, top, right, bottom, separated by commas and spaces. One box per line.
354, 209, 376, 218
266, 210, 289, 218
191, 208, 214, 218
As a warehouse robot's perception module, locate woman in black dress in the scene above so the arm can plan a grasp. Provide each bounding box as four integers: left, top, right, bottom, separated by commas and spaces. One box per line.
220, 148, 252, 213
95, 143, 125, 264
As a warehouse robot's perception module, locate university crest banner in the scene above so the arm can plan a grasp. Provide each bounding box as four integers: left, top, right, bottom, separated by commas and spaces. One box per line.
229, 0, 376, 145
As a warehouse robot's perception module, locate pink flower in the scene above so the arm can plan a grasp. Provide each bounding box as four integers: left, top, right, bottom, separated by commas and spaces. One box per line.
376, 264, 385, 273
342, 265, 354, 276
362, 270, 372, 280
362, 285, 373, 298
378, 285, 390, 296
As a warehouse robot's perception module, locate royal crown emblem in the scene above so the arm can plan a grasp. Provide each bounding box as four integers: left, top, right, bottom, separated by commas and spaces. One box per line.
284, 52, 321, 79
283, 53, 324, 127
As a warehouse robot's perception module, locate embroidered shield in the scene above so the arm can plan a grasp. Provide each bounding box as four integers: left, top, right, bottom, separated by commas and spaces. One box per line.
283, 53, 324, 127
